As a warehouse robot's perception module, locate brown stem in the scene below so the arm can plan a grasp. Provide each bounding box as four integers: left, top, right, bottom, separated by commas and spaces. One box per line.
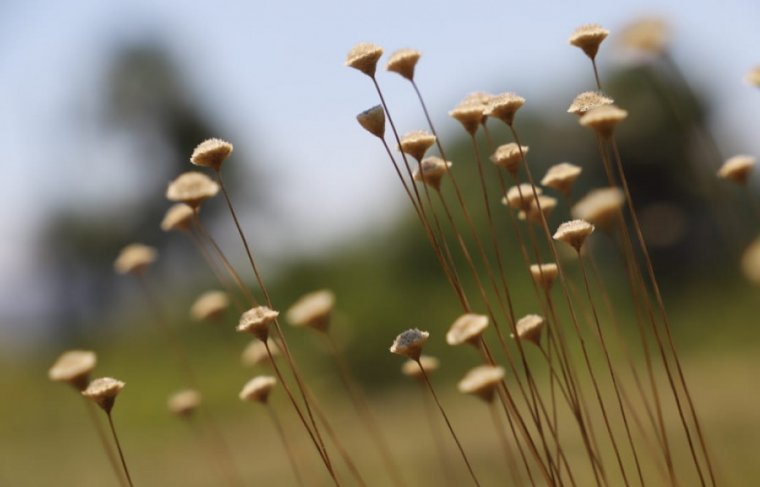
83, 398, 127, 487
106, 412, 134, 487
265, 403, 305, 487
488, 400, 523, 486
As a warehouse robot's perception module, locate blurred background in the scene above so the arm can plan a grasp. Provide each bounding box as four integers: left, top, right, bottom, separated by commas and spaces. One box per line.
2, 0, 759, 485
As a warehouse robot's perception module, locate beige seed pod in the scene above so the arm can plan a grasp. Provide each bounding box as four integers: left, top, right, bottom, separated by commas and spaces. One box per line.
530, 263, 559, 291
48, 350, 97, 391
82, 377, 125, 413
114, 243, 157, 276
166, 171, 220, 209
449, 101, 485, 135
490, 143, 529, 177
286, 289, 335, 333
568, 24, 610, 60
717, 155, 756, 185
484, 92, 526, 126
446, 313, 489, 347
386, 48, 422, 80
618, 17, 669, 56
519, 195, 558, 223
741, 237, 760, 285
239, 376, 277, 404
401, 355, 439, 381
502, 184, 542, 211
579, 105, 628, 139
746, 67, 760, 87
414, 156, 452, 191
541, 162, 583, 196
357, 105, 386, 139
399, 130, 437, 161
571, 187, 625, 230
190, 138, 233, 171
345, 43, 384, 77
567, 91, 614, 117
237, 306, 280, 341
390, 328, 429, 360
513, 314, 546, 346
457, 365, 505, 403
190, 290, 230, 322
161, 204, 195, 232
241, 339, 280, 367
553, 219, 595, 252
167, 389, 202, 418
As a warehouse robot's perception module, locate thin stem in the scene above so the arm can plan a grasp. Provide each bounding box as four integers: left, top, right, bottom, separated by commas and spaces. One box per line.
488, 400, 523, 486
266, 403, 305, 487
418, 383, 459, 487
83, 398, 127, 487
106, 412, 134, 487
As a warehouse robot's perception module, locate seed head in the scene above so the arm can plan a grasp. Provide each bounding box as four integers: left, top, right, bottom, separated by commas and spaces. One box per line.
579, 105, 628, 139
519, 195, 558, 223
746, 67, 760, 88
568, 91, 614, 117
530, 263, 559, 291
161, 204, 195, 232
618, 17, 669, 56
446, 313, 489, 347
386, 48, 422, 80
513, 314, 546, 346
541, 162, 583, 196
414, 156, 452, 191
239, 376, 277, 404
741, 237, 760, 285
449, 101, 485, 135
457, 365, 505, 403
190, 138, 233, 171
167, 389, 202, 418
484, 92, 525, 126
399, 130, 437, 161
241, 339, 280, 367
286, 289, 335, 333
345, 43, 384, 77
82, 377, 125, 413
490, 143, 529, 177
502, 184, 542, 211
553, 219, 595, 252
568, 24, 610, 60
390, 328, 429, 360
190, 290, 230, 322
356, 105, 386, 139
572, 187, 625, 230
717, 155, 755, 185
48, 350, 97, 391
237, 306, 280, 341
401, 355, 439, 381
166, 171, 220, 209
114, 243, 157, 276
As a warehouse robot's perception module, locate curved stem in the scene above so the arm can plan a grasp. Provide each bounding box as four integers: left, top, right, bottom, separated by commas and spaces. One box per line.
106, 413, 134, 487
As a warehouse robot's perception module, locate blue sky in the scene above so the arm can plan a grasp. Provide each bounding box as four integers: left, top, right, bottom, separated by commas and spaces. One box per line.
1, 0, 759, 344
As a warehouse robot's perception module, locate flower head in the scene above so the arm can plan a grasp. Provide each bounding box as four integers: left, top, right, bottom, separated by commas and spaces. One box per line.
48, 350, 97, 391
446, 313, 489, 347
286, 289, 335, 332
458, 365, 505, 403
82, 377, 125, 413
390, 328, 429, 360
166, 171, 220, 209
386, 48, 422, 80
569, 24, 610, 60
553, 219, 595, 252
190, 138, 233, 171
237, 306, 280, 341
345, 43, 384, 77
239, 376, 277, 404
114, 243, 157, 276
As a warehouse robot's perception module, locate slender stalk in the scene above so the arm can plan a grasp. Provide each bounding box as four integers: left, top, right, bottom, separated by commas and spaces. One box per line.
488, 400, 523, 487
265, 403, 305, 487
83, 399, 127, 487
417, 383, 459, 487
106, 413, 134, 487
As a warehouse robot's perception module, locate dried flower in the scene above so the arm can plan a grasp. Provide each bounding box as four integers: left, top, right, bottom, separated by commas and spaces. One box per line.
457, 365, 505, 403
717, 155, 756, 185
190, 291, 230, 322
357, 105, 386, 139
241, 339, 280, 367
502, 184, 542, 211
569, 24, 610, 60
399, 130, 437, 161
401, 355, 439, 380
190, 138, 233, 171
571, 187, 625, 230
114, 243, 157, 276
161, 204, 195, 232
541, 162, 583, 196
167, 389, 202, 418
484, 92, 525, 126
519, 195, 558, 223
414, 156, 452, 191
239, 376, 277, 404
237, 306, 280, 341
567, 91, 614, 117
166, 171, 220, 209
530, 263, 559, 291
386, 48, 421, 80
82, 377, 125, 413
579, 105, 628, 139
446, 313, 489, 347
618, 17, 669, 56
746, 67, 760, 88
513, 314, 546, 346
553, 219, 595, 252
741, 237, 760, 285
345, 43, 384, 77
286, 289, 335, 332
449, 93, 492, 134
490, 143, 529, 177
390, 328, 430, 360
48, 350, 97, 391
